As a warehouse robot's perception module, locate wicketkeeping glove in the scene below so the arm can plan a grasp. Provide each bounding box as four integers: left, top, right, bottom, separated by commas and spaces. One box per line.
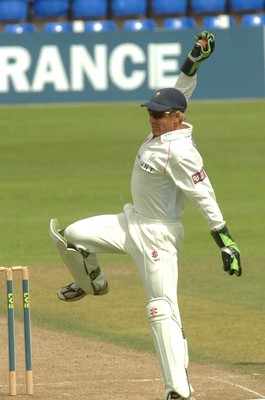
181, 31, 215, 76
211, 225, 242, 277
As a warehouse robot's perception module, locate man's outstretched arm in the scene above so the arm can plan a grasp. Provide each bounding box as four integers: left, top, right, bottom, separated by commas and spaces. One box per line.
175, 31, 215, 101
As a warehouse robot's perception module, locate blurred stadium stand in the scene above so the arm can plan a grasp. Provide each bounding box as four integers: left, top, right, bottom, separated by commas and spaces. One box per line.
123, 18, 157, 31
163, 16, 197, 29
202, 14, 236, 28
241, 13, 265, 26
33, 0, 69, 19
230, 0, 264, 13
1, 0, 265, 31
84, 20, 118, 32
151, 0, 188, 16
190, 0, 227, 14
72, 0, 108, 19
0, 0, 29, 21
111, 0, 147, 17
44, 21, 72, 32
4, 22, 37, 32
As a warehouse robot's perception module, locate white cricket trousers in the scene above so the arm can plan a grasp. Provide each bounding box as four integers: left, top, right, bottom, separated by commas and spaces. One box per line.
64, 203, 192, 399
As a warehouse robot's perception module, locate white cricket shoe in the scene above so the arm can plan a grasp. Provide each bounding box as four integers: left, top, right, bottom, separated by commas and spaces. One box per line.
57, 279, 109, 302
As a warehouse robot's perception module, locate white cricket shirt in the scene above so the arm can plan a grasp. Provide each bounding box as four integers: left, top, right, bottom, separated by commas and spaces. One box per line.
131, 124, 225, 229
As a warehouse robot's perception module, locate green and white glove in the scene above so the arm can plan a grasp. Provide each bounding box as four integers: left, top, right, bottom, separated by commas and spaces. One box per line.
211, 225, 242, 277
181, 31, 215, 76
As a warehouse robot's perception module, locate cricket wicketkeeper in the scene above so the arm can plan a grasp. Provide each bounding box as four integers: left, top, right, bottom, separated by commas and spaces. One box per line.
50, 31, 241, 400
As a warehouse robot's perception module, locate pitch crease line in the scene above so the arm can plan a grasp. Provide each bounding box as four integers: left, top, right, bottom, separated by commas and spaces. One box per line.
209, 377, 265, 398
1, 377, 162, 388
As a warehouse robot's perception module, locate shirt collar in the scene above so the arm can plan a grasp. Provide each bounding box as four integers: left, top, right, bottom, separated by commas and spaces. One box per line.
160, 123, 193, 143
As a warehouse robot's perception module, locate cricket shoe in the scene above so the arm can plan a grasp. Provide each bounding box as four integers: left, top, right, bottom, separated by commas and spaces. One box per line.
57, 280, 109, 302
169, 394, 195, 400
57, 282, 87, 302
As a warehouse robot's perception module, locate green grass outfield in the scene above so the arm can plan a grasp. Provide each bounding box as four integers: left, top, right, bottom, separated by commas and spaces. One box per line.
0, 100, 264, 377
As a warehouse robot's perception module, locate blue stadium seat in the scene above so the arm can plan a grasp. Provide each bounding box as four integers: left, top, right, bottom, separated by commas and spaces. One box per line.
72, 0, 108, 18
111, 0, 147, 17
84, 20, 118, 32
203, 15, 236, 28
163, 17, 196, 29
152, 0, 188, 15
44, 21, 72, 32
4, 23, 37, 33
242, 13, 265, 26
191, 0, 226, 13
123, 18, 156, 30
34, 0, 69, 18
230, 0, 264, 12
0, 0, 28, 21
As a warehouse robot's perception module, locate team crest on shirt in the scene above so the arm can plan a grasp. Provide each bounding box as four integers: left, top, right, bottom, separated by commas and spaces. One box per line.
151, 250, 160, 262
192, 169, 206, 185
149, 152, 157, 161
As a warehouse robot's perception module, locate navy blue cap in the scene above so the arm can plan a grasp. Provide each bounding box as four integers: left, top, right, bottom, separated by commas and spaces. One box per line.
141, 87, 187, 112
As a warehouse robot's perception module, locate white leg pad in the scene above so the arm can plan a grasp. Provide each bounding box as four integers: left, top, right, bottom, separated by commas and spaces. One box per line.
50, 219, 107, 295
146, 298, 192, 400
